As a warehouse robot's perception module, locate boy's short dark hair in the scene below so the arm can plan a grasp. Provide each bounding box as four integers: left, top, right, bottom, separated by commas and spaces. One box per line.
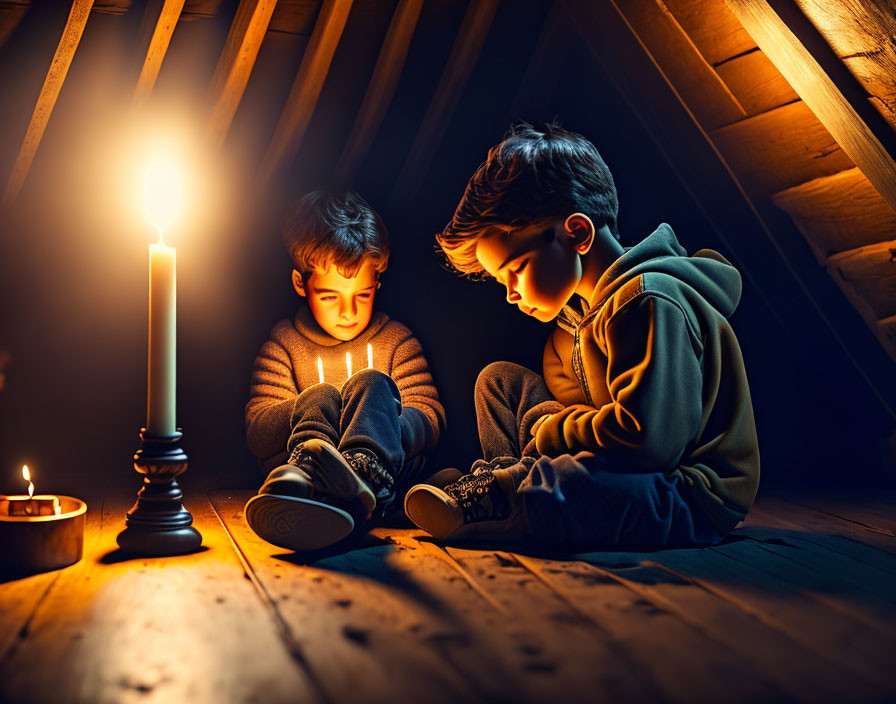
437, 122, 618, 276
284, 190, 390, 278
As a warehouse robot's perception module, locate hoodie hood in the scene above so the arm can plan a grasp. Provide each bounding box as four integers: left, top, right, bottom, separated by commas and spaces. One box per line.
589, 223, 742, 320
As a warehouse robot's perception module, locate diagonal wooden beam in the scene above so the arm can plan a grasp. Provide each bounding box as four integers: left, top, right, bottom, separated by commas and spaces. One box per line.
207, 0, 278, 147
333, 0, 423, 187
258, 0, 354, 185
725, 0, 896, 214
1, 0, 93, 209
133, 0, 185, 104
391, 0, 499, 204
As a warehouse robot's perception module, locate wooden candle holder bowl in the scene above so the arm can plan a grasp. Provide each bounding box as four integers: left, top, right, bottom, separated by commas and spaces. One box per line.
0, 496, 87, 577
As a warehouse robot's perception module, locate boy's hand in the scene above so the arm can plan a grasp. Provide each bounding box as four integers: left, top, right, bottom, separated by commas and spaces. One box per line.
530, 413, 553, 437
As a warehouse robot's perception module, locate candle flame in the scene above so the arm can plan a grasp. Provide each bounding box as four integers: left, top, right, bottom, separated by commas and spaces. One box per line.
317, 357, 324, 385
143, 155, 184, 237
22, 464, 34, 499
367, 343, 373, 370
346, 352, 352, 379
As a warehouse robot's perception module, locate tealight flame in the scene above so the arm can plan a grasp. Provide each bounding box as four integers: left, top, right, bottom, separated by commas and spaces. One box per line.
346, 352, 352, 379
143, 154, 184, 238
367, 343, 373, 370
317, 357, 324, 384
22, 464, 34, 499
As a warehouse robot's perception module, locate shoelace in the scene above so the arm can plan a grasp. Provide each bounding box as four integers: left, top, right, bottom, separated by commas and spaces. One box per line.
446, 470, 510, 524
344, 450, 394, 498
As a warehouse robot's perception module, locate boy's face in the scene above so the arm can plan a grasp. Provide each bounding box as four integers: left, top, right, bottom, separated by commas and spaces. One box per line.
294, 259, 378, 341
475, 217, 588, 323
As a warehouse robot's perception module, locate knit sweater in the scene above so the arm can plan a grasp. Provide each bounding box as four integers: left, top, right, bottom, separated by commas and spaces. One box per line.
539, 224, 760, 534
246, 306, 446, 470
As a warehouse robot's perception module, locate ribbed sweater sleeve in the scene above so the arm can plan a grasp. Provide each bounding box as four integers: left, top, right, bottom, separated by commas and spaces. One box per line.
390, 331, 446, 458
245, 338, 298, 460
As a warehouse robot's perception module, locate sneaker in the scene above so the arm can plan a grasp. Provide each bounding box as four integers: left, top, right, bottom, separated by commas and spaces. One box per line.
403, 466, 527, 542
244, 438, 376, 551
342, 447, 395, 515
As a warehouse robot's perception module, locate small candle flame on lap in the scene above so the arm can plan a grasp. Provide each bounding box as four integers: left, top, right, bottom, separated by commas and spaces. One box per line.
317, 357, 324, 384
367, 343, 373, 370
346, 352, 352, 379
23, 464, 33, 499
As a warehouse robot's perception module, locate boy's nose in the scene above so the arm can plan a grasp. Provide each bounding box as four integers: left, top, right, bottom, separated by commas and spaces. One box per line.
506, 288, 521, 304
340, 299, 356, 319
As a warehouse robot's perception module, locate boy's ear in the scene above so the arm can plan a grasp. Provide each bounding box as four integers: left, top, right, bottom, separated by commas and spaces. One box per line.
292, 270, 306, 298
564, 213, 596, 254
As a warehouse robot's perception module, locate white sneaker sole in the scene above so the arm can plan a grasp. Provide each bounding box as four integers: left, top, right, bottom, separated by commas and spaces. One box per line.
245, 493, 354, 552
403, 485, 465, 539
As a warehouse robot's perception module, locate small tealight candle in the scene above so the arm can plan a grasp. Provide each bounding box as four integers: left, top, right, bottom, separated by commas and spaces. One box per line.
317, 357, 324, 384
367, 343, 373, 370
6, 465, 61, 516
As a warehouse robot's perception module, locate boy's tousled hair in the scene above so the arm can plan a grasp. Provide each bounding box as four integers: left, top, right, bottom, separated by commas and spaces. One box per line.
437, 122, 618, 277
284, 190, 390, 278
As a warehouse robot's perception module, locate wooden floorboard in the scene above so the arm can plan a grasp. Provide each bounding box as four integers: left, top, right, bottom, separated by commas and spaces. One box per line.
2, 488, 895, 703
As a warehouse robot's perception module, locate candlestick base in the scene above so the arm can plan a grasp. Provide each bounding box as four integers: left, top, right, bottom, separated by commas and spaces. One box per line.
116, 429, 202, 556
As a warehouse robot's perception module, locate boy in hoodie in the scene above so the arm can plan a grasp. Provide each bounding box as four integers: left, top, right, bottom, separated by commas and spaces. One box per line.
245, 191, 445, 552
404, 123, 759, 548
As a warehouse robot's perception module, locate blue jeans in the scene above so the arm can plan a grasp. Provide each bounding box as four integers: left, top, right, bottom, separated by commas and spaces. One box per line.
476, 361, 722, 549
286, 368, 425, 500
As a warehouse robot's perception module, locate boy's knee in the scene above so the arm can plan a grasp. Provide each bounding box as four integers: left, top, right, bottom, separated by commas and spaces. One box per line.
476, 361, 523, 393
297, 382, 342, 410
342, 367, 396, 396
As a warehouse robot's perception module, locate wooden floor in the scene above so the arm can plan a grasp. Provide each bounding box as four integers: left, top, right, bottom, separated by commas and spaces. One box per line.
2, 488, 895, 704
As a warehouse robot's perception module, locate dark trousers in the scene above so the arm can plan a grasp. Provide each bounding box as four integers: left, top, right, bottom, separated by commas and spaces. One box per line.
475, 361, 722, 549
286, 368, 424, 498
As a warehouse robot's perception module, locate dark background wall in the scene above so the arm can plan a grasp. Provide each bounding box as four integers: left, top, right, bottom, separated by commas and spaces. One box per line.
1, 1, 893, 498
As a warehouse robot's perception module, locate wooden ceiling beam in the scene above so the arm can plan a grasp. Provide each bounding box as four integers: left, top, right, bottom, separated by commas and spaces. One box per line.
1, 0, 93, 209
258, 0, 354, 185
133, 0, 186, 104
391, 0, 500, 205
724, 0, 896, 214
207, 0, 278, 147
333, 0, 423, 188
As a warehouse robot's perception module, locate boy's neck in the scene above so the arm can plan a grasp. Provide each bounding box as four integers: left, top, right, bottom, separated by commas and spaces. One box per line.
575, 226, 624, 300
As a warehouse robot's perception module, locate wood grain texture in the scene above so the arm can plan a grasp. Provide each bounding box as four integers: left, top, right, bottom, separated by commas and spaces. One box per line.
794, 0, 896, 133
710, 100, 854, 199
826, 239, 896, 318
714, 48, 798, 116
133, 0, 186, 104
208, 492, 501, 704
514, 552, 866, 702
333, 0, 423, 187
725, 0, 896, 214
663, 0, 757, 65
772, 167, 896, 263
615, 0, 746, 130
1, 0, 94, 209
207, 0, 278, 146
391, 0, 499, 204
258, 0, 353, 184
0, 494, 317, 704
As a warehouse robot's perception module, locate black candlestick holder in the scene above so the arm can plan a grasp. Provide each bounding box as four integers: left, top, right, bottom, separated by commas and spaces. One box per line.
116, 428, 202, 555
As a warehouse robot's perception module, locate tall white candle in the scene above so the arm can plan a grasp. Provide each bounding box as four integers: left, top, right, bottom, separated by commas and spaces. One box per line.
345, 352, 352, 379
147, 238, 176, 435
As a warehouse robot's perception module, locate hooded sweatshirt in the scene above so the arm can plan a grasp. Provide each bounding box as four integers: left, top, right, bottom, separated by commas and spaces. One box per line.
538, 224, 759, 533
246, 306, 446, 471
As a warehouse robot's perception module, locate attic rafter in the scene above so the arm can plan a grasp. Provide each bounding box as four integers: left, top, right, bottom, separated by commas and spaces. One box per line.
207, 0, 278, 147
724, 0, 896, 213
391, 0, 500, 204
333, 0, 423, 188
134, 0, 186, 104
1, 0, 94, 210
258, 0, 354, 185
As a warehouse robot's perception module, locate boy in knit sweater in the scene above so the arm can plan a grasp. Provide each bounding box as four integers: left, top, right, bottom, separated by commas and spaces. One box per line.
404, 123, 759, 548
245, 191, 445, 552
